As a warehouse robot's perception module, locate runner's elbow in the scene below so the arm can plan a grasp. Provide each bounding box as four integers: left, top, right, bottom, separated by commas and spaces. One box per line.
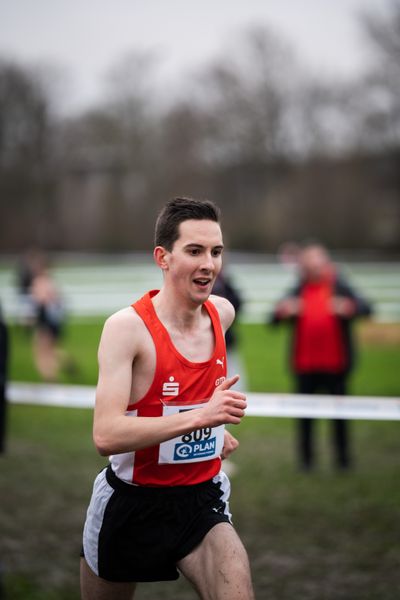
93, 427, 115, 456
97, 445, 111, 457
93, 434, 112, 456
93, 425, 139, 455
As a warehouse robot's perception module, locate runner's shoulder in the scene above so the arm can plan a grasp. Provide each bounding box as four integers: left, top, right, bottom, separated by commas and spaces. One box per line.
208, 294, 235, 330
101, 306, 148, 346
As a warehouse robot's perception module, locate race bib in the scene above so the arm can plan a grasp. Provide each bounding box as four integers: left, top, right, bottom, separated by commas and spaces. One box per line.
158, 401, 225, 464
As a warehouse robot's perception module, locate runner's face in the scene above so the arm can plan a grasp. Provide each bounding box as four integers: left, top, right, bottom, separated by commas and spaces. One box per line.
167, 219, 223, 304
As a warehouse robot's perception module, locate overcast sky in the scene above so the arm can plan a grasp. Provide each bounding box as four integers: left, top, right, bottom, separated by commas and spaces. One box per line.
0, 0, 392, 112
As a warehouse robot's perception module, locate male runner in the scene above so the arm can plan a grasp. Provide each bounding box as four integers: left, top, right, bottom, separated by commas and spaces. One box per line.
80, 197, 254, 599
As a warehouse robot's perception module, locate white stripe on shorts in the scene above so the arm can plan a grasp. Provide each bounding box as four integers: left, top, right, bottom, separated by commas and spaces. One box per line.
82, 469, 114, 575
213, 470, 232, 522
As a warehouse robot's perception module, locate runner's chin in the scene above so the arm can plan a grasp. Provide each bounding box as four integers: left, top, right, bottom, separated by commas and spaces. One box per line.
191, 281, 212, 301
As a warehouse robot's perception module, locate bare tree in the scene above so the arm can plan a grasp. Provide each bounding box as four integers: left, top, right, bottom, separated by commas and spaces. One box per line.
193, 25, 301, 164
355, 1, 400, 149
0, 60, 57, 251
55, 50, 162, 250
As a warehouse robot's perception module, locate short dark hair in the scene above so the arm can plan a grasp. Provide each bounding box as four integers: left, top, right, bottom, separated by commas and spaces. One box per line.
154, 197, 221, 250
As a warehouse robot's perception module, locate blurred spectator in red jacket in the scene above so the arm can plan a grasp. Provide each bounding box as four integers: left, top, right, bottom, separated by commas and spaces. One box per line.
271, 243, 372, 471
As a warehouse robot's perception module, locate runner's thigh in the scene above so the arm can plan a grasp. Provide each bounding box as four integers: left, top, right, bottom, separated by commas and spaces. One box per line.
80, 558, 136, 600
177, 523, 253, 600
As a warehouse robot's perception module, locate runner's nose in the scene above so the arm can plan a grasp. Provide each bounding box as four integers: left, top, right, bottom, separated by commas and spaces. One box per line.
200, 253, 215, 272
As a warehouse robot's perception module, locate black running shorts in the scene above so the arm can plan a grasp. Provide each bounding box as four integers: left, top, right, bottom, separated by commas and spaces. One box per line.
82, 465, 232, 582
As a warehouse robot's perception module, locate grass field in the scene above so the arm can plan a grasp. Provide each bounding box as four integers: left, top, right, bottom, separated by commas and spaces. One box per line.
1, 319, 400, 599
8, 318, 400, 397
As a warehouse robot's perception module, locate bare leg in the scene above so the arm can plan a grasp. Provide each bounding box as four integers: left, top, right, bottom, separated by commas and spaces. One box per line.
80, 558, 136, 600
33, 330, 59, 381
177, 523, 254, 600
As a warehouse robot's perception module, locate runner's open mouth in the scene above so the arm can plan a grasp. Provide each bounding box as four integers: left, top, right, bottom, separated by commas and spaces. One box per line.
193, 278, 211, 287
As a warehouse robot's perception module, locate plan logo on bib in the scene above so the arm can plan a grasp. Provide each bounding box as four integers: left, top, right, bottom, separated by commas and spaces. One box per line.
174, 438, 217, 461
162, 376, 180, 396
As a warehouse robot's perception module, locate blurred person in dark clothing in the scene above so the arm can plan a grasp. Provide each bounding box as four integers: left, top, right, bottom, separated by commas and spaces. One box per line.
212, 271, 241, 351
16, 249, 37, 296
0, 302, 8, 454
15, 248, 43, 332
30, 257, 69, 381
0, 303, 8, 600
213, 270, 247, 391
270, 243, 372, 470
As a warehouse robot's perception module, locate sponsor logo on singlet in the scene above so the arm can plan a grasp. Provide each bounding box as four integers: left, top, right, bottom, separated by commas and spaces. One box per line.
162, 376, 179, 396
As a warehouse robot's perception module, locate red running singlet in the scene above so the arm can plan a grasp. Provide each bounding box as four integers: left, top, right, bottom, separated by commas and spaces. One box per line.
109, 290, 228, 487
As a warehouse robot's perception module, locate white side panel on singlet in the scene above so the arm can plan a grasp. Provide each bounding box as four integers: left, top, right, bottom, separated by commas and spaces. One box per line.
109, 409, 138, 482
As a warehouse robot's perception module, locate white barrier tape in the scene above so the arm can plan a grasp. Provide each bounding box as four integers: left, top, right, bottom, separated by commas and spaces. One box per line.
8, 382, 400, 421
246, 393, 400, 421
8, 382, 95, 409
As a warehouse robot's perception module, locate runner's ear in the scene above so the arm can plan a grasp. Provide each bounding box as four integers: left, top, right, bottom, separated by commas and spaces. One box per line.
154, 246, 169, 271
